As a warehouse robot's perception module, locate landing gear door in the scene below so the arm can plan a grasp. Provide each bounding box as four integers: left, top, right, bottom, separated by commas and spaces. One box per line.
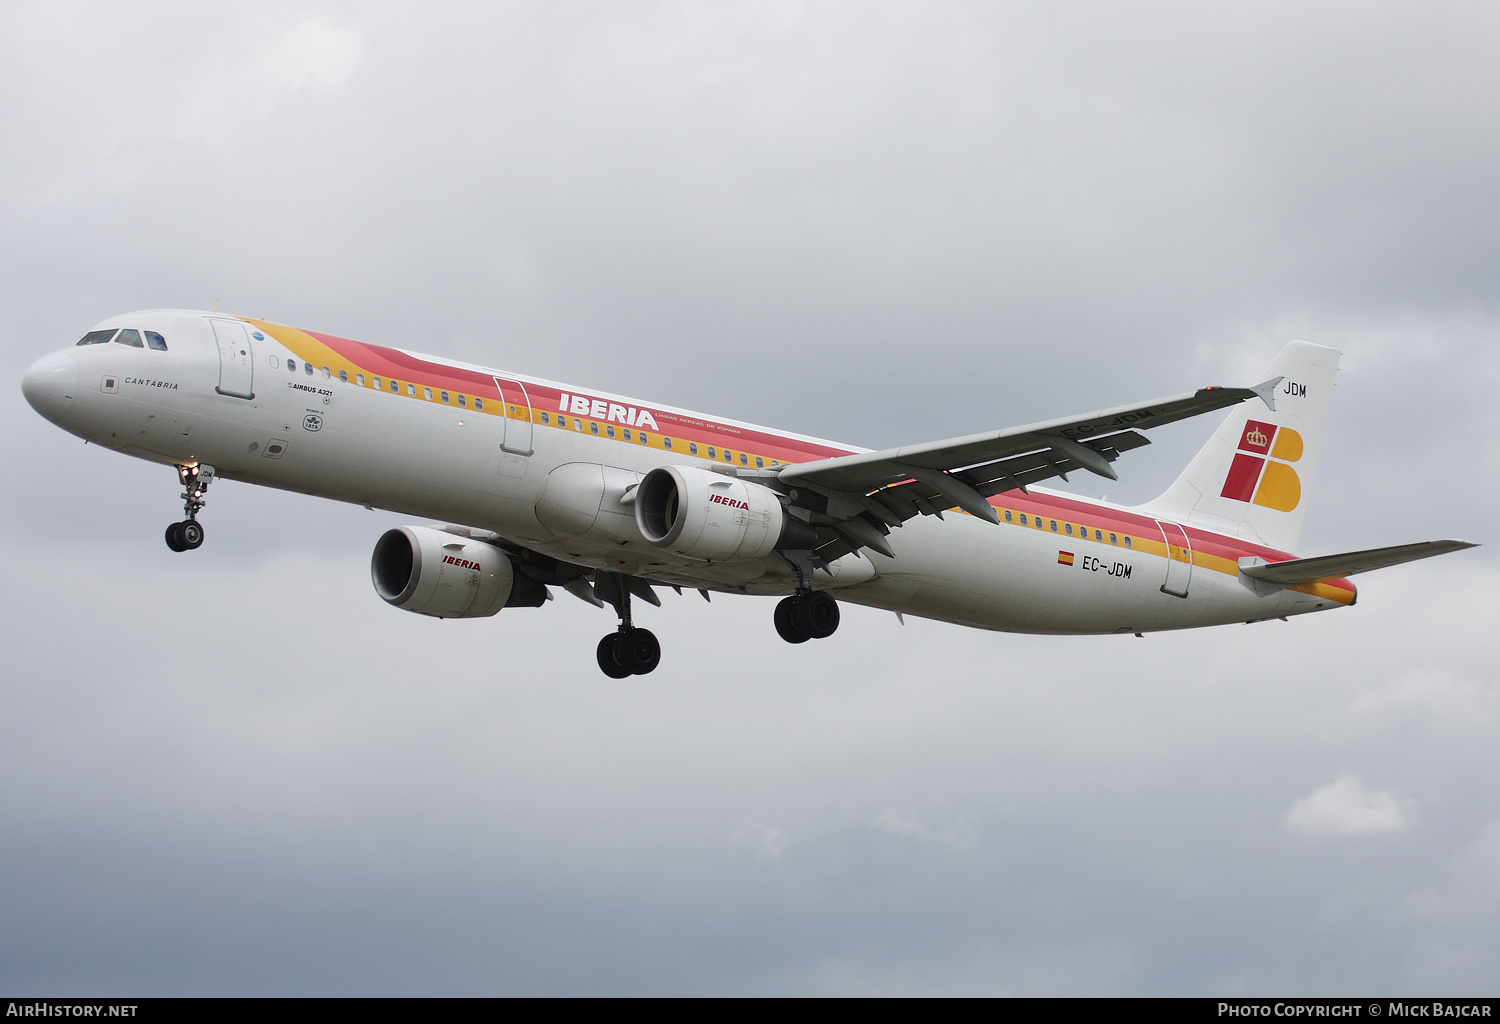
210, 319, 255, 400
493, 376, 534, 456
1156, 520, 1192, 598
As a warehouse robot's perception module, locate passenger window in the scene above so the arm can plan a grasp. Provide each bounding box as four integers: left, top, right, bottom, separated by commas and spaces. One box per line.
474, 399, 483, 411
740, 453, 748, 465
639, 433, 649, 444
457, 395, 466, 408
423, 387, 432, 400
622, 429, 630, 440
288, 360, 298, 372
338, 369, 348, 383
357, 374, 366, 386
270, 355, 281, 368
322, 366, 331, 378
308, 363, 316, 377
606, 425, 615, 438
1050, 520, 1057, 532
440, 391, 449, 403
724, 450, 732, 462
1019, 514, 1027, 525
1094, 529, 1102, 541
1065, 523, 1073, 536
540, 411, 550, 425
1124, 536, 1132, 549
707, 447, 716, 459
1035, 518, 1043, 529
390, 379, 399, 393
405, 383, 415, 396
689, 442, 698, 456
76, 330, 117, 346
590, 421, 599, 435
755, 456, 764, 468
113, 329, 143, 347
145, 331, 168, 351
664, 438, 673, 450
1110, 533, 1117, 545
1004, 509, 1013, 523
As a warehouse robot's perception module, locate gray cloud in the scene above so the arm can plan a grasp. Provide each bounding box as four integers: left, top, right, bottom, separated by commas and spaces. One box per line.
2, 0, 1496, 994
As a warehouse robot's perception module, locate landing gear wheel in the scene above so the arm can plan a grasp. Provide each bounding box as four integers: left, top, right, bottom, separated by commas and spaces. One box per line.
597, 634, 631, 679
178, 520, 204, 550
617, 627, 661, 675
169, 464, 215, 551
775, 597, 810, 644
793, 591, 840, 639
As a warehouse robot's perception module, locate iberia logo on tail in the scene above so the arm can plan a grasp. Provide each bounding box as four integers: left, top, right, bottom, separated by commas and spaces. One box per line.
1220, 420, 1304, 511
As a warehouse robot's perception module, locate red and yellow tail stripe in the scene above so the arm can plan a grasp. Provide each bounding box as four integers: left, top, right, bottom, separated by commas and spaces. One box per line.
246, 316, 1354, 605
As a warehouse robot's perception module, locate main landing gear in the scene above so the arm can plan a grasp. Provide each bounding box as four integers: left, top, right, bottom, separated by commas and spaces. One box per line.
774, 590, 840, 644
593, 571, 662, 678
164, 463, 214, 552
596, 627, 662, 679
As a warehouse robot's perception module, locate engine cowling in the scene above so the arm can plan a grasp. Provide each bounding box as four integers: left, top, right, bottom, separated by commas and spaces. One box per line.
635, 465, 815, 562
371, 526, 516, 618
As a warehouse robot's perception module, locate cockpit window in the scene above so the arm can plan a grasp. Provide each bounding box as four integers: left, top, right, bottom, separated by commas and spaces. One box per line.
144, 331, 168, 351
77, 330, 117, 346
114, 329, 143, 347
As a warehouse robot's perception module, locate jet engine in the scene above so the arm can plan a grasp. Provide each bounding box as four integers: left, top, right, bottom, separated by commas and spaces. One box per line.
635, 465, 815, 562
371, 526, 517, 618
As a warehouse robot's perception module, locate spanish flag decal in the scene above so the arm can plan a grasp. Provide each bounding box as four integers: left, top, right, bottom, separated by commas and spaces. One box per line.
1058, 551, 1075, 566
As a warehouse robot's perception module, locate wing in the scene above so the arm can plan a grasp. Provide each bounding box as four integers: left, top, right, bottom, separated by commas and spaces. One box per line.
769, 378, 1281, 565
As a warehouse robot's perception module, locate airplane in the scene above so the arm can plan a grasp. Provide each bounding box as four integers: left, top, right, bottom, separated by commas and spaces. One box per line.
21, 310, 1475, 677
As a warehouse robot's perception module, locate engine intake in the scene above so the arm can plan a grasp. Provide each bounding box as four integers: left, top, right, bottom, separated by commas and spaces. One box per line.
635, 466, 815, 562
371, 526, 517, 618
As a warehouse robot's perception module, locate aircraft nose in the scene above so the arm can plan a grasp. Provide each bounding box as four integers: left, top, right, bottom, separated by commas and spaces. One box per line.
21, 351, 78, 424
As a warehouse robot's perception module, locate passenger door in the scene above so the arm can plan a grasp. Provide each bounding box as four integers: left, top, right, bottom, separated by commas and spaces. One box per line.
1155, 520, 1193, 598
210, 319, 255, 399
492, 376, 534, 455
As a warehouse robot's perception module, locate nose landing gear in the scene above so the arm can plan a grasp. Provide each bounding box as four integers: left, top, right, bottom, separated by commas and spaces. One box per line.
165, 464, 214, 552
774, 590, 841, 644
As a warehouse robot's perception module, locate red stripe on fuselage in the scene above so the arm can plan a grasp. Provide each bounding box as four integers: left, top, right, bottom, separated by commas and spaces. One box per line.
301, 329, 854, 464
296, 325, 1353, 597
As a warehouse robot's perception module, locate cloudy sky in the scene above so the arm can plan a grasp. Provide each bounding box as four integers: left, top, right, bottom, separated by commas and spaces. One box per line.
3, 1, 1498, 995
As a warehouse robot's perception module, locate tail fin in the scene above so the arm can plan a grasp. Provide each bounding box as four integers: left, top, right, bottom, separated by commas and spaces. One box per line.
1140, 341, 1341, 553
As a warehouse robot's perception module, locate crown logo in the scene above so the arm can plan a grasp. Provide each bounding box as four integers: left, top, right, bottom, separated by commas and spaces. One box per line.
1246, 426, 1268, 448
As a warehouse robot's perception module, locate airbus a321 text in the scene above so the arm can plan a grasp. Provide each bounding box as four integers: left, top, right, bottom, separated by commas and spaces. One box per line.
22, 311, 1475, 676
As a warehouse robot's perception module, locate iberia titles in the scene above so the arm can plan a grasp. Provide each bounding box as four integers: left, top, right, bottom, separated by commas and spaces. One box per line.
556, 393, 659, 431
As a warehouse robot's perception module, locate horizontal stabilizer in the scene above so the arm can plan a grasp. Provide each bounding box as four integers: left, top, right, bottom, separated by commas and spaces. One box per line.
1239, 540, 1477, 586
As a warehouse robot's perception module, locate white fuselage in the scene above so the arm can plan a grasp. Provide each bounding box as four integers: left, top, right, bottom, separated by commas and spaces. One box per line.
22, 310, 1355, 634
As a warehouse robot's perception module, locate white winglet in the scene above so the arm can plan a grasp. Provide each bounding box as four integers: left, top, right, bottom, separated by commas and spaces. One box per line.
1251, 376, 1284, 411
